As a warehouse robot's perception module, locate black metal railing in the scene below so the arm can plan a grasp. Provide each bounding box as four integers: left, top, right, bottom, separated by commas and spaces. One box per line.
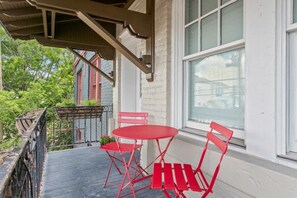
0, 109, 46, 198
47, 105, 112, 151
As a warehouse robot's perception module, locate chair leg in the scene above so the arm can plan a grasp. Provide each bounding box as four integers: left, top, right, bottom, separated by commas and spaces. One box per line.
201, 190, 211, 198
163, 188, 172, 198
103, 160, 113, 188
103, 152, 124, 187
108, 152, 123, 174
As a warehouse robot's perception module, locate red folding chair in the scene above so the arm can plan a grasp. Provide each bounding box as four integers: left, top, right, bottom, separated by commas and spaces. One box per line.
151, 121, 233, 198
99, 112, 148, 188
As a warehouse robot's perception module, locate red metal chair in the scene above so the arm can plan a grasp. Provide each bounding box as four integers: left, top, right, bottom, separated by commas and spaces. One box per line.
100, 112, 148, 188
151, 121, 233, 198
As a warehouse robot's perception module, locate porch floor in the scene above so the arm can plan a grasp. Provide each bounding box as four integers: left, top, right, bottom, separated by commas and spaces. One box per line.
41, 146, 165, 198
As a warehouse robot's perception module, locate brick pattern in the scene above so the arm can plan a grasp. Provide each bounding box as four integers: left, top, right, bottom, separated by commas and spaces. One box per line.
123, 0, 172, 126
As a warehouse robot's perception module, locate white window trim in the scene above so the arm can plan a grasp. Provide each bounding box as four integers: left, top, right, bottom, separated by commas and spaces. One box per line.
172, 0, 246, 140
276, 0, 297, 158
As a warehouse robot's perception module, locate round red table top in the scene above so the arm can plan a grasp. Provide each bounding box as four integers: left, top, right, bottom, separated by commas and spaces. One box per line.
112, 125, 178, 140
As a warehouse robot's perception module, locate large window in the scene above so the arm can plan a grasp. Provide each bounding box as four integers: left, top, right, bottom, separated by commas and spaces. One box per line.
288, 0, 297, 152
185, 0, 243, 56
184, 0, 245, 133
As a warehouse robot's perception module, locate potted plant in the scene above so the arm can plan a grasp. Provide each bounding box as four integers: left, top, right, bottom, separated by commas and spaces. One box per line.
99, 135, 115, 146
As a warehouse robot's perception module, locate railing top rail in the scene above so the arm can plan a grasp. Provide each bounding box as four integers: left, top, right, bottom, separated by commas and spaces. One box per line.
0, 108, 46, 196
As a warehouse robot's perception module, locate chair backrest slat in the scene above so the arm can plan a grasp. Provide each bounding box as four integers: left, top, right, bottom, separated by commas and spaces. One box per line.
210, 121, 233, 140
118, 118, 147, 125
118, 112, 148, 127
207, 132, 227, 153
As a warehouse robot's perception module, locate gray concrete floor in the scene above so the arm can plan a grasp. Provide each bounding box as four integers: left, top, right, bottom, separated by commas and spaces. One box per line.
41, 146, 165, 198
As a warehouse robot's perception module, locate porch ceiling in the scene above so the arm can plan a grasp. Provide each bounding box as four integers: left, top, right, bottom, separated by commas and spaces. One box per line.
0, 0, 135, 60
0, 0, 154, 81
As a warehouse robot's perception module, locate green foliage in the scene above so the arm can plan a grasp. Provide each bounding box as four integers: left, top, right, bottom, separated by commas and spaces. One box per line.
99, 135, 115, 146
81, 99, 100, 106
0, 137, 20, 151
46, 118, 73, 151
0, 91, 22, 138
56, 98, 76, 107
0, 27, 74, 149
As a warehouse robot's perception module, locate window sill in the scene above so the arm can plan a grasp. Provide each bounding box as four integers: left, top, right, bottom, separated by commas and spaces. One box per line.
179, 127, 245, 148
278, 152, 297, 162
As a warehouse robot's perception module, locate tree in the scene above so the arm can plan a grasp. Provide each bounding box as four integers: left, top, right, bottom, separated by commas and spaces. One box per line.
0, 28, 72, 93
0, 27, 74, 146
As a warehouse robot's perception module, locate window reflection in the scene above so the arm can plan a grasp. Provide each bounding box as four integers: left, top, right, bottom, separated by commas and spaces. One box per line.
188, 48, 245, 129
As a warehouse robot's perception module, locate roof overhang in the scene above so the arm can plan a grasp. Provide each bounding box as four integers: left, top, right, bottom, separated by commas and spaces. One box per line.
0, 0, 155, 82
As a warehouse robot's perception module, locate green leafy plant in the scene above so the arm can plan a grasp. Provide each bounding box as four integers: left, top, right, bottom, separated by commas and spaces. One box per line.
81, 99, 100, 106
99, 135, 115, 146
56, 98, 76, 107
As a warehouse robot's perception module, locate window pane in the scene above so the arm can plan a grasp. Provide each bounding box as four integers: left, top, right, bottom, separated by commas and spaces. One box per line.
185, 0, 198, 24
188, 48, 245, 129
185, 22, 198, 55
293, 0, 297, 23
221, 0, 231, 5
201, 0, 218, 16
289, 32, 297, 152
221, 0, 243, 44
201, 13, 217, 51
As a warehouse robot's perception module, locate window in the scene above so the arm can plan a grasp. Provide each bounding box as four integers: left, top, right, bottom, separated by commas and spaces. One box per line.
185, 0, 243, 56
77, 71, 82, 105
287, 0, 297, 152
89, 57, 101, 101
184, 0, 245, 135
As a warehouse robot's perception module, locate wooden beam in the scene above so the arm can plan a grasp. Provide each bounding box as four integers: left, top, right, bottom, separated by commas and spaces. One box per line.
4, 16, 79, 28
35, 0, 151, 38
68, 48, 114, 84
0, 0, 25, 3
0, 7, 41, 17
124, 0, 136, 9
42, 9, 48, 37
77, 11, 152, 74
145, 0, 154, 81
10, 26, 44, 35
12, 35, 32, 40
33, 35, 115, 60
5, 18, 43, 28
51, 11, 56, 38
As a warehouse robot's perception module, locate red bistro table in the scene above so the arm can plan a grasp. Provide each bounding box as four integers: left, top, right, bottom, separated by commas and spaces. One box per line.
112, 124, 178, 198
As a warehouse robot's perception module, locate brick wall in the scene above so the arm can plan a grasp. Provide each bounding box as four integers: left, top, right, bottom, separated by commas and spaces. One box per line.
114, 0, 172, 126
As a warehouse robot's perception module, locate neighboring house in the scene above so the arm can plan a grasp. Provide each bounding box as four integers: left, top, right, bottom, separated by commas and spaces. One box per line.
73, 50, 113, 144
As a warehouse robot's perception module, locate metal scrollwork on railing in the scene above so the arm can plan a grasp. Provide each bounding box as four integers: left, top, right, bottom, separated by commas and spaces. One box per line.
0, 109, 46, 198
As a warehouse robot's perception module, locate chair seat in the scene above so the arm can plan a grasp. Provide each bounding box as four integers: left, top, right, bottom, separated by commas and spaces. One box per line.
99, 142, 142, 152
151, 163, 202, 192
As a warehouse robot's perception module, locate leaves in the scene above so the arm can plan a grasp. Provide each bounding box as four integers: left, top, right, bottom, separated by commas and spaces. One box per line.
0, 27, 74, 145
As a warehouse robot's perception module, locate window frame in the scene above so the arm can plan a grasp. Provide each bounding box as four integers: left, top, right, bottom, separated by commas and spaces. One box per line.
276, 0, 297, 157
180, 0, 245, 139
184, 0, 243, 58
286, 0, 297, 153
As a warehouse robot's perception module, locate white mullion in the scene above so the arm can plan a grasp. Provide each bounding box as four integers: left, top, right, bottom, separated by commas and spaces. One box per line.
287, 0, 293, 26
217, 0, 221, 46
287, 23, 297, 32
184, 60, 190, 127
200, 7, 219, 21
198, 0, 201, 52
185, 18, 200, 28
183, 39, 245, 61
221, 0, 238, 9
